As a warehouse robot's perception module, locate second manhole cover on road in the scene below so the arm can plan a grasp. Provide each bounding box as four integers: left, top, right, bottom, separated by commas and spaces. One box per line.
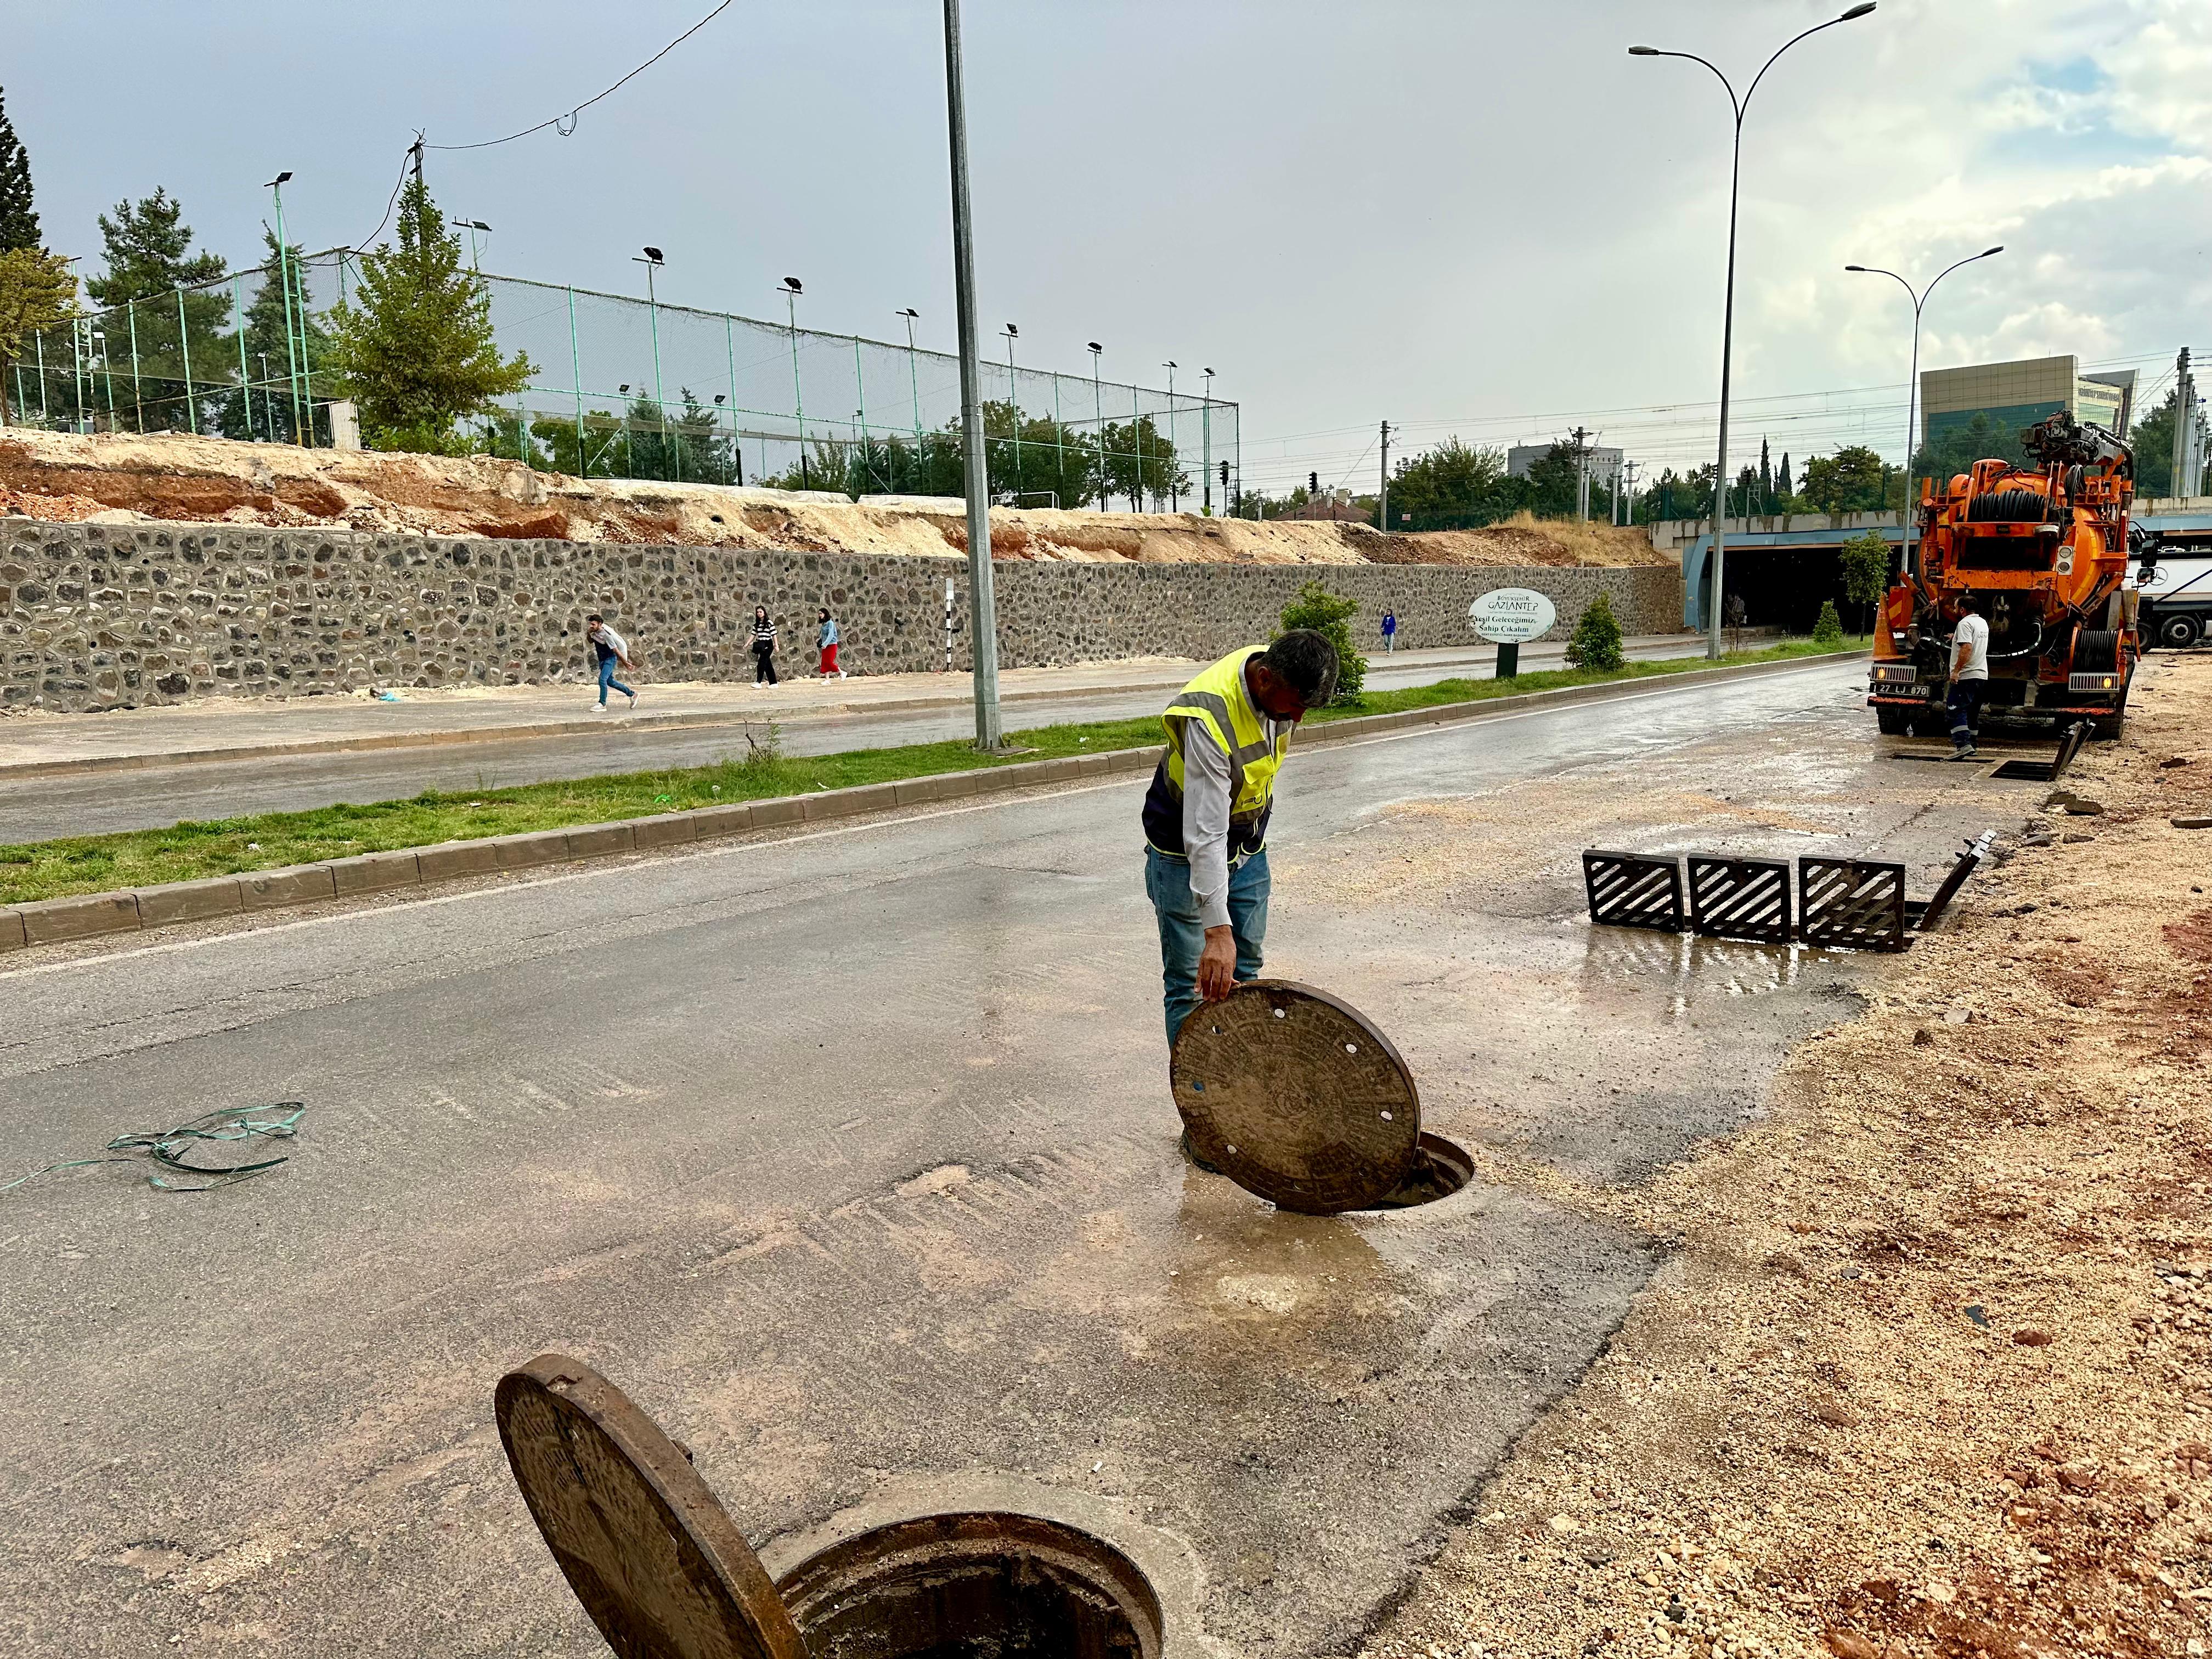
1172, 980, 1421, 1214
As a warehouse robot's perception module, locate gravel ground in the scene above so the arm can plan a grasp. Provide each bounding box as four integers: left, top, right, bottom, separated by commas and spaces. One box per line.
1359, 653, 2212, 1659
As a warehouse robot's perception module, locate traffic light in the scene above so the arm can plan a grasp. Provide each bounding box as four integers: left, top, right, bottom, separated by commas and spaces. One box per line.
1309, 471, 1319, 495
1220, 460, 1230, 490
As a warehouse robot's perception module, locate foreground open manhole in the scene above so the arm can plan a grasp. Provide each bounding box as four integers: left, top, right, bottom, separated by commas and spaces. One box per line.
496, 1354, 1164, 1658
776, 1509, 1160, 1658
1182, 1126, 1472, 1211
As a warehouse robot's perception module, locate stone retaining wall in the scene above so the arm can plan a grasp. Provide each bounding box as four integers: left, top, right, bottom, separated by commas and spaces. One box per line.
1, 518, 1684, 712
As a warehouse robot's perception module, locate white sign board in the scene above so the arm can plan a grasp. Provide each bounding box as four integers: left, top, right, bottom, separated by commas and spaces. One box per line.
1468, 588, 1558, 645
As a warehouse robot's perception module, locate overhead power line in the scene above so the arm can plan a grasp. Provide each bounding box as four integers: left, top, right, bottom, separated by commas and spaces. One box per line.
428, 0, 739, 152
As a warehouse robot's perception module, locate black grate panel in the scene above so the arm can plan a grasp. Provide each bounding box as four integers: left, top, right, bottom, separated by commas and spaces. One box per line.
1686, 856, 1793, 943
1583, 850, 1684, 933
1799, 857, 1908, 951
1993, 721, 2089, 782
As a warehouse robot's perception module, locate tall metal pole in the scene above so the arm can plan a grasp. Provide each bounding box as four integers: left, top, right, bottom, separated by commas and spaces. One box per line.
1003, 325, 1022, 503
785, 287, 808, 489
269, 181, 308, 443
2173, 348, 2191, 500
1201, 368, 1213, 516
1632, 5, 1876, 657
1379, 419, 1390, 530
1845, 246, 2001, 581
1090, 347, 1105, 510
942, 0, 1002, 748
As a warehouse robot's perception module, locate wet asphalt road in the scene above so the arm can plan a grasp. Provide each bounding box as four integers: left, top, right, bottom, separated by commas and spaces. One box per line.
0, 661, 2029, 1657
5, 637, 1720, 843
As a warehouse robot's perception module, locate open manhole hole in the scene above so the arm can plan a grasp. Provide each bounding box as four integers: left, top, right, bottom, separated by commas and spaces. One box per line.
1172, 981, 1468, 1214
496, 1354, 1165, 1658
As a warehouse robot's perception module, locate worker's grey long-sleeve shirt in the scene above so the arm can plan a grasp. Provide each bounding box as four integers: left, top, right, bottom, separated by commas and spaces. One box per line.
1180, 698, 1289, 931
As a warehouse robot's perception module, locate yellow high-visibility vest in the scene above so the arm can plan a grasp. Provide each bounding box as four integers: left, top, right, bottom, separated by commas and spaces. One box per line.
1142, 646, 1289, 857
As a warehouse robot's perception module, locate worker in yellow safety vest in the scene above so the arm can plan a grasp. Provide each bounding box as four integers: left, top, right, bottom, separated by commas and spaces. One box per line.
1141, 630, 1340, 1047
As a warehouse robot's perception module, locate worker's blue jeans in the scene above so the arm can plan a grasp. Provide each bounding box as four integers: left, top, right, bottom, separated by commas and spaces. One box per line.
1946, 677, 1985, 749
1146, 845, 1271, 1048
597, 657, 634, 704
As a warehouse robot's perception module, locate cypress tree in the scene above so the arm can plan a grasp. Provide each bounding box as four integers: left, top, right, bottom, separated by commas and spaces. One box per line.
0, 87, 38, 253
324, 179, 534, 453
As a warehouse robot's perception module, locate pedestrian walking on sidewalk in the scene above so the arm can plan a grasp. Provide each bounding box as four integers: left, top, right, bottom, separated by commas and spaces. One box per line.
1381, 609, 1398, 653
585, 613, 636, 712
1946, 599, 1991, 758
816, 607, 846, 678
749, 606, 780, 686
1142, 630, 1339, 1049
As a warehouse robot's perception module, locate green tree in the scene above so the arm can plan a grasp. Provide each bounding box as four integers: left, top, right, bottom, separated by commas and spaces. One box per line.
1387, 436, 1517, 527
0, 87, 37, 254
324, 178, 533, 454
0, 247, 74, 422
1566, 592, 1624, 671
2127, 384, 2210, 498
213, 232, 330, 443
1812, 599, 1844, 646
1838, 529, 1892, 633
1277, 580, 1366, 704
982, 400, 1095, 510
1799, 444, 1892, 513
1523, 441, 1590, 518
1097, 414, 1184, 509
84, 191, 233, 433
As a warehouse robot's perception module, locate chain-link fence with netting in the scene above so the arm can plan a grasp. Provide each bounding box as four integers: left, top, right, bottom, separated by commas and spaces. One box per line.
2, 253, 1242, 514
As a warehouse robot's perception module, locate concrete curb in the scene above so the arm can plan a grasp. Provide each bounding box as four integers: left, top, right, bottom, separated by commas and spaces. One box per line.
0, 651, 1863, 956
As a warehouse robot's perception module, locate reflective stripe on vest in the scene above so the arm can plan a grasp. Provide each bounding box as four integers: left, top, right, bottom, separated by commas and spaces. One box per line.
1160, 646, 1286, 826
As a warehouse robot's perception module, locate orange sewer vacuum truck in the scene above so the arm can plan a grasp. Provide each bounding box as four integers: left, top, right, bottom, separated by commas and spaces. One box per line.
1868, 409, 2140, 740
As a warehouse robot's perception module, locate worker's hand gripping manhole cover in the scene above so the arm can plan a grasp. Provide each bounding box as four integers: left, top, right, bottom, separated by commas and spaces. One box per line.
1171, 980, 1421, 1214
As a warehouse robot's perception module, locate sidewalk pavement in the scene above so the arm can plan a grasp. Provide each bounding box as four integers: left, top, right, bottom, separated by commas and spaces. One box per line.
0, 634, 1714, 780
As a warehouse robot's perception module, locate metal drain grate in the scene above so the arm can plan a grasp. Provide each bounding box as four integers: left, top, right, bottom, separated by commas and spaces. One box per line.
1582, 850, 1685, 933
1993, 721, 2089, 782
1686, 856, 1793, 943
1799, 857, 1909, 951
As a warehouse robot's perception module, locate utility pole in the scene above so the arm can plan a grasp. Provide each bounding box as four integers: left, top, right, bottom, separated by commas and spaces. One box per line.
1568, 424, 1593, 521
1622, 458, 1640, 527
410, 135, 424, 188
941, 0, 1003, 748
1379, 420, 1390, 532
2173, 348, 2192, 501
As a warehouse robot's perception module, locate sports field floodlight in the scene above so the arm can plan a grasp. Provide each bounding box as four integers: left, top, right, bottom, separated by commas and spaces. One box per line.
619, 384, 630, 394
641, 246, 664, 264
713, 393, 726, 405
782, 276, 802, 294
898, 306, 917, 319
264, 171, 293, 187
1003, 322, 1017, 337
1087, 342, 1102, 356
1628, 0, 1877, 657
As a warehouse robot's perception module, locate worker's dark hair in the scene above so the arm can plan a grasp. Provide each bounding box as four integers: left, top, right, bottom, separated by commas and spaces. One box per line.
1261, 629, 1340, 708
586, 611, 603, 623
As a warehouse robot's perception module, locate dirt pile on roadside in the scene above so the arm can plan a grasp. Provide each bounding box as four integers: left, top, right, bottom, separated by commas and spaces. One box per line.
1364, 656, 2212, 1659
0, 427, 1668, 567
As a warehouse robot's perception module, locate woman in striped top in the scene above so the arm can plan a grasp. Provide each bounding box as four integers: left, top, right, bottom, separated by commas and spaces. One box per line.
749, 606, 780, 686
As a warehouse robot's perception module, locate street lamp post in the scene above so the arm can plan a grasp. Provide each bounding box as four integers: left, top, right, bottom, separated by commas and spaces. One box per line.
896, 308, 922, 448
941, 0, 1003, 748
1161, 361, 1178, 511
631, 247, 666, 416
461, 219, 491, 271
1845, 246, 2004, 583
781, 275, 807, 489
1001, 323, 1021, 503
1630, 3, 1877, 658
263, 171, 309, 444
1201, 367, 1214, 516
1087, 342, 1105, 510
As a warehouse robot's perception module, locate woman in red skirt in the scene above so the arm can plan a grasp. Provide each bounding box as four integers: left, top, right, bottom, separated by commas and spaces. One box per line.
816, 607, 845, 678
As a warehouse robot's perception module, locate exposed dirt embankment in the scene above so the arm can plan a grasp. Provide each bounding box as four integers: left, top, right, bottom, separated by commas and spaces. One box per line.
0, 427, 1665, 567
1367, 656, 2212, 1659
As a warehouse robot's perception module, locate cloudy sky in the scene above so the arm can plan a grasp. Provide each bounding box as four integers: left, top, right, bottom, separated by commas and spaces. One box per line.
10, 1, 2209, 492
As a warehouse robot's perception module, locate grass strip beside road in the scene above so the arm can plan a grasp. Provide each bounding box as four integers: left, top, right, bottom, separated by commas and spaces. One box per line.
0, 637, 1864, 905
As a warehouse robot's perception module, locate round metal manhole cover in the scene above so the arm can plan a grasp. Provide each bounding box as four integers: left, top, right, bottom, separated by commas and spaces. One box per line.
495, 1353, 807, 1659
1171, 980, 1420, 1214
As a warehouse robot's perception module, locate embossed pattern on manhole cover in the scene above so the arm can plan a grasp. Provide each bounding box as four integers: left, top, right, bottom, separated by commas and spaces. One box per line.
1171, 980, 1420, 1215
